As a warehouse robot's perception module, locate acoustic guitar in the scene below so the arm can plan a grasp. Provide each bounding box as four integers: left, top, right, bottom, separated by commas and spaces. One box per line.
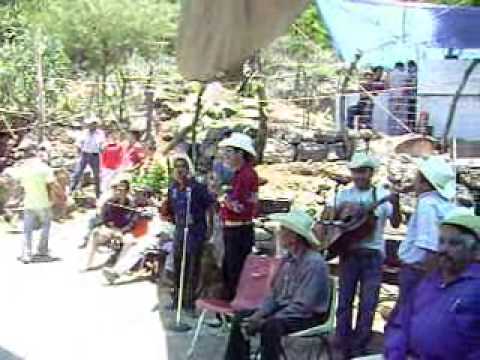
314, 191, 398, 259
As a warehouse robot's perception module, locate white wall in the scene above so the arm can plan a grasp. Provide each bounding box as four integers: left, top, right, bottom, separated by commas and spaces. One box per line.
418, 59, 480, 141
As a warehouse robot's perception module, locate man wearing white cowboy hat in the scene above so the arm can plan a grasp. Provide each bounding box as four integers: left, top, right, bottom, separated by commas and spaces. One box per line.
224, 210, 330, 360
218, 132, 260, 301
323, 152, 401, 358
70, 116, 105, 199
396, 155, 456, 308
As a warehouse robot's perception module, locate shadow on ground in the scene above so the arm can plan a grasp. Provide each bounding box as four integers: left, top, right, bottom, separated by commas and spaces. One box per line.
156, 281, 385, 360
0, 346, 23, 360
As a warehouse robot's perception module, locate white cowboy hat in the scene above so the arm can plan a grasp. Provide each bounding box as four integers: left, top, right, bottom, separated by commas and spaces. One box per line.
269, 210, 319, 247
348, 152, 380, 170
219, 132, 257, 157
85, 117, 99, 125
415, 156, 456, 200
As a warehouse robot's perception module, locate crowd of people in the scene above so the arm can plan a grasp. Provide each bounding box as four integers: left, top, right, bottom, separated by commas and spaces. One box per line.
348, 61, 418, 134
6, 116, 480, 359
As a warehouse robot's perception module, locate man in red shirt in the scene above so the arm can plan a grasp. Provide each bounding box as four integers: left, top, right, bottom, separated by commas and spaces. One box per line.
219, 133, 259, 300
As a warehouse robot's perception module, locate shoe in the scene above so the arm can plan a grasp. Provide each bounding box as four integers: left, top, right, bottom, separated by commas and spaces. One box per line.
17, 255, 32, 264
102, 269, 119, 285
33, 254, 59, 263
206, 313, 224, 328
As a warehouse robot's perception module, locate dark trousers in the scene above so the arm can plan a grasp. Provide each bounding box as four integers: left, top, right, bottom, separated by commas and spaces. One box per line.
222, 224, 254, 301
172, 236, 203, 310
71, 152, 101, 198
336, 249, 383, 355
225, 310, 321, 360
388, 265, 425, 321
398, 265, 424, 306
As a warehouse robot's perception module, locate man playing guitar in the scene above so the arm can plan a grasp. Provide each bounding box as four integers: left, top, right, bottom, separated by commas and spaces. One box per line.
322, 152, 401, 359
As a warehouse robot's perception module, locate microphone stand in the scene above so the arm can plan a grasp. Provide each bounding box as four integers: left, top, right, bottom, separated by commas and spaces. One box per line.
166, 187, 192, 332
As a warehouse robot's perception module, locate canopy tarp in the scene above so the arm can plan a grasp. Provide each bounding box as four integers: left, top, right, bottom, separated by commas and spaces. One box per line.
177, 0, 309, 81
314, 0, 480, 67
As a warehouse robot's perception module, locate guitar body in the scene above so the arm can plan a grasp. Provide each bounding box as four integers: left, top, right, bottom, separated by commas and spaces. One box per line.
314, 202, 378, 259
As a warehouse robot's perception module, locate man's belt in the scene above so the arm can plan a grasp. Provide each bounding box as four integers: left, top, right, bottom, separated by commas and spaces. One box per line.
401, 262, 426, 273
223, 220, 253, 227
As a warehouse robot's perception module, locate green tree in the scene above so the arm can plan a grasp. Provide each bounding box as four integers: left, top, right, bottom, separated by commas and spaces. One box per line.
29, 0, 177, 73
26, 0, 178, 117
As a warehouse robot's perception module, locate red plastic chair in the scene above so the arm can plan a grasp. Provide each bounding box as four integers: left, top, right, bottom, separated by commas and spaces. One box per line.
188, 255, 281, 358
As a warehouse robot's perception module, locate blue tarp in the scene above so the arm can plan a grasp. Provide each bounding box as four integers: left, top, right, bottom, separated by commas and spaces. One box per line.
314, 0, 480, 67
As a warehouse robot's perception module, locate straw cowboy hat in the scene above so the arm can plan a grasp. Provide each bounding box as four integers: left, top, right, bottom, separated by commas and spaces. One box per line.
442, 215, 480, 241
270, 210, 320, 247
219, 132, 257, 157
415, 156, 456, 200
348, 152, 379, 170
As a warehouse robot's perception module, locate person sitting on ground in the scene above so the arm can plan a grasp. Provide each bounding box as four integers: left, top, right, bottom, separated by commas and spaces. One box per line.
82, 180, 136, 271
224, 210, 330, 360
385, 215, 480, 359
101, 186, 172, 284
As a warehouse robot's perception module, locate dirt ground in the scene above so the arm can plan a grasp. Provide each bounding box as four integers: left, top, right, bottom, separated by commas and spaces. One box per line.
0, 209, 391, 360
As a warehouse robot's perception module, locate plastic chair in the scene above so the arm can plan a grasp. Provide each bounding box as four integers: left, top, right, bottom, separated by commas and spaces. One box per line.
252, 276, 337, 360
285, 276, 338, 360
187, 255, 281, 358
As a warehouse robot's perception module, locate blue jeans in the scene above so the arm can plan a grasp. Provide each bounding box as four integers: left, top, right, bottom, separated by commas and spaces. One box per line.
71, 152, 101, 198
336, 249, 383, 355
23, 208, 52, 257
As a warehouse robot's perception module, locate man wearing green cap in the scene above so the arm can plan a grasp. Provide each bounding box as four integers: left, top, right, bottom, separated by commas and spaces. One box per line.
396, 156, 456, 308
385, 215, 480, 359
223, 210, 330, 360
325, 152, 401, 358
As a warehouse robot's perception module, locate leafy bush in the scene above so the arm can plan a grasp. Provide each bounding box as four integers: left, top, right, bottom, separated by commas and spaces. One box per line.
287, 4, 331, 55
0, 28, 71, 110
132, 162, 169, 195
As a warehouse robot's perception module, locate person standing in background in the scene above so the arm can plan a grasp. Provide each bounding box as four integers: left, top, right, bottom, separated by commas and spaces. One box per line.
218, 133, 259, 301
70, 117, 105, 199
100, 131, 124, 193
122, 131, 146, 173
7, 145, 55, 263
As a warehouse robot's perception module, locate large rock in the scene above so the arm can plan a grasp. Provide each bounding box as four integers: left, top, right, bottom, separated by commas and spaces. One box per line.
263, 138, 295, 164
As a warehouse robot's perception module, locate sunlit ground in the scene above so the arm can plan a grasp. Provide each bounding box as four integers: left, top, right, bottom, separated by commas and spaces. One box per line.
0, 212, 170, 360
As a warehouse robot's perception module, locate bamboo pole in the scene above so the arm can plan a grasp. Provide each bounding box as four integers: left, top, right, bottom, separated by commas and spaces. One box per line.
35, 35, 46, 143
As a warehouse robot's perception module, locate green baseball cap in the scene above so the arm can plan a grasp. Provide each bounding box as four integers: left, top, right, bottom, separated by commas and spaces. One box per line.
442, 215, 480, 240
348, 152, 379, 170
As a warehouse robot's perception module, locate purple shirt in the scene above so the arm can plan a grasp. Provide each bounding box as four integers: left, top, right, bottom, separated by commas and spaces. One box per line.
385, 264, 480, 360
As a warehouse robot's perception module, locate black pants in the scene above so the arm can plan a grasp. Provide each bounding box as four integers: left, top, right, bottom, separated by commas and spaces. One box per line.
222, 224, 254, 301
71, 152, 101, 198
172, 234, 204, 310
225, 310, 322, 360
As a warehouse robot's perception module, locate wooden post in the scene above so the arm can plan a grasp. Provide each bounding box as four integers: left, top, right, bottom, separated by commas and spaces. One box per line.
144, 88, 154, 143
35, 35, 46, 143
191, 84, 207, 169
443, 59, 480, 149
256, 80, 268, 164
339, 52, 362, 160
